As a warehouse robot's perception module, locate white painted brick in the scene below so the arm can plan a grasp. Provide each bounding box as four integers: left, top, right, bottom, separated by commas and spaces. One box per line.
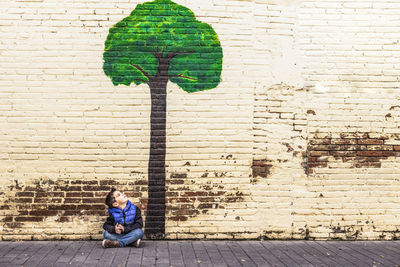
1, 0, 400, 241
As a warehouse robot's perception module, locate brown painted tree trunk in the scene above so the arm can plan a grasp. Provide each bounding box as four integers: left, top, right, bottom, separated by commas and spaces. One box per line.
144, 56, 171, 239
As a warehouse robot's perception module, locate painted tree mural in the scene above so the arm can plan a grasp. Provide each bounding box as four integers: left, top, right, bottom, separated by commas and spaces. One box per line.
103, 0, 223, 238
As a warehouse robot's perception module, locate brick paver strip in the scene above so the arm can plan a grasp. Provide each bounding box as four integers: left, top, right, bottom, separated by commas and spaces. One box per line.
375, 241, 400, 264
351, 241, 398, 266
20, 241, 54, 267
239, 241, 271, 266
56, 240, 85, 263
141, 240, 156, 266
126, 246, 144, 267
300, 240, 340, 266
3, 242, 32, 263
298, 241, 331, 266
37, 241, 73, 267
273, 241, 314, 266
181, 241, 200, 267
318, 241, 372, 266
110, 244, 132, 267
260, 241, 299, 266
10, 241, 44, 266
82, 242, 106, 266
341, 241, 384, 265
97, 246, 118, 266
70, 241, 97, 265
247, 240, 284, 266
307, 241, 349, 266
392, 240, 400, 251
155, 241, 170, 266
1, 242, 21, 261
215, 240, 242, 266
226, 241, 257, 266
203, 241, 227, 267
283, 241, 322, 266
2, 241, 400, 266
0, 241, 18, 260
192, 241, 212, 266
168, 241, 185, 266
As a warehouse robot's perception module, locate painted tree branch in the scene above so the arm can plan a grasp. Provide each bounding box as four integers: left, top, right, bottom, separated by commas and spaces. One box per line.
131, 64, 152, 80
152, 52, 162, 60
170, 72, 198, 81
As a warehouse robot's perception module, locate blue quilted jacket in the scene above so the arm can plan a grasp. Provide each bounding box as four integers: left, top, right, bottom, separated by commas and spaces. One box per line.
103, 200, 143, 234
108, 200, 137, 225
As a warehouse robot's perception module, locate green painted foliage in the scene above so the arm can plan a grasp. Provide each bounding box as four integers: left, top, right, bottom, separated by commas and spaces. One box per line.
103, 0, 223, 92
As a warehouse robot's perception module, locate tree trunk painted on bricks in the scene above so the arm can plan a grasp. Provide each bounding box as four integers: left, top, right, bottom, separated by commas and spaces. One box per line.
103, 0, 222, 239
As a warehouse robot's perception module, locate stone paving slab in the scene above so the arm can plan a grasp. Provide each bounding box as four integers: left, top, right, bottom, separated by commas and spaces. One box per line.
0, 240, 400, 267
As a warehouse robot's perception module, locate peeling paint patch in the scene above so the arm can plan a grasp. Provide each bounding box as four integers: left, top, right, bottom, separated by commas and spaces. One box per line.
330, 225, 361, 240
304, 132, 400, 174
170, 173, 187, 179
0, 178, 147, 231
252, 159, 273, 178
167, 172, 244, 222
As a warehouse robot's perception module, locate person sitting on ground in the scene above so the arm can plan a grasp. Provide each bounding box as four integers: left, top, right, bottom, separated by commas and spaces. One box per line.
102, 187, 144, 248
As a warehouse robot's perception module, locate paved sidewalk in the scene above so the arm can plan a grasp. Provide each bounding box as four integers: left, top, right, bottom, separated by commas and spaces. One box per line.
0, 240, 400, 266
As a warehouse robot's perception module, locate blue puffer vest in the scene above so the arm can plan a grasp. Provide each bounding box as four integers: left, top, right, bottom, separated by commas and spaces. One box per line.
108, 200, 137, 225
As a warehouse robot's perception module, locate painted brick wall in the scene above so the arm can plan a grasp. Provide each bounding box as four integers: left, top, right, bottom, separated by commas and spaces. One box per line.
1, 0, 400, 240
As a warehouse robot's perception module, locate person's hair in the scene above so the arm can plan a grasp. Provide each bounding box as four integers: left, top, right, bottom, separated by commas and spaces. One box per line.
105, 187, 117, 208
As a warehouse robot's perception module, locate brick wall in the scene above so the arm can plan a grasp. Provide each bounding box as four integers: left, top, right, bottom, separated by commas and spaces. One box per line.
1, 0, 400, 240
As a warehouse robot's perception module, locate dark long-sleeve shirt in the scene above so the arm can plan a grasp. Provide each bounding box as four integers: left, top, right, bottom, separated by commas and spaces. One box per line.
103, 207, 143, 234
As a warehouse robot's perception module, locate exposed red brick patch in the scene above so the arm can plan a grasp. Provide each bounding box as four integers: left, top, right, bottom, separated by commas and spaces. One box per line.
304, 133, 400, 174
170, 173, 187, 179
167, 172, 242, 222
252, 159, 273, 178
1, 178, 147, 227
1, 172, 244, 228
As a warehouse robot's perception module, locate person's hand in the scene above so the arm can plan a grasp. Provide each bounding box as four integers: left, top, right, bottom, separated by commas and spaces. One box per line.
115, 223, 124, 234
115, 224, 122, 234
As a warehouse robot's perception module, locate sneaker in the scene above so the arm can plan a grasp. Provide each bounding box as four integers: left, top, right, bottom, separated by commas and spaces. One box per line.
133, 238, 141, 248
102, 239, 120, 248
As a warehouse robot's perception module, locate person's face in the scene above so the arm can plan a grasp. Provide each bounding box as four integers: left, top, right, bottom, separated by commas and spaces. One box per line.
112, 191, 128, 208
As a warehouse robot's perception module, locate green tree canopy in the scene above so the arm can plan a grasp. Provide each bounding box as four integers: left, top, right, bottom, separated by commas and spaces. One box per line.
103, 0, 223, 93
